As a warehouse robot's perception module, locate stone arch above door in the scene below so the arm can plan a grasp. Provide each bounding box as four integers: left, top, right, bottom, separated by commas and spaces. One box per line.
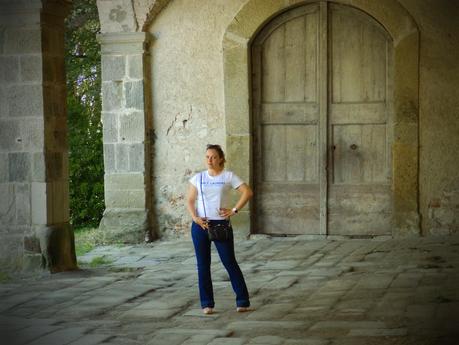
223, 0, 420, 237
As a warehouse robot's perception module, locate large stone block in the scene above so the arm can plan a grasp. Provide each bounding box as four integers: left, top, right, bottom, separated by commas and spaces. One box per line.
102, 81, 123, 111
31, 182, 48, 224
0, 153, 8, 182
8, 152, 31, 182
103, 143, 116, 172
115, 143, 129, 171
119, 111, 144, 142
20, 55, 42, 82
21, 118, 44, 150
0, 56, 19, 82
0, 86, 7, 117
15, 183, 31, 225
32, 152, 46, 182
99, 208, 148, 243
0, 183, 15, 225
127, 54, 143, 79
102, 55, 126, 81
105, 173, 145, 191
102, 112, 118, 143
124, 80, 144, 110
105, 189, 145, 208
7, 84, 43, 118
4, 28, 41, 54
128, 143, 144, 172
36, 224, 77, 273
0, 119, 22, 151
0, 233, 23, 271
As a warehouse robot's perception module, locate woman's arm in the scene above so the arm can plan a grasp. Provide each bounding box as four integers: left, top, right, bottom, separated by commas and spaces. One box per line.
186, 183, 208, 229
219, 183, 253, 218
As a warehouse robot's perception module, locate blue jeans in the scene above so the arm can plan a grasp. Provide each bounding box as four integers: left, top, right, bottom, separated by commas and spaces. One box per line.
191, 220, 250, 309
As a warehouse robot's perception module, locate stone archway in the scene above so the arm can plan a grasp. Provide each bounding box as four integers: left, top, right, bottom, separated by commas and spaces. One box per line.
223, 0, 420, 237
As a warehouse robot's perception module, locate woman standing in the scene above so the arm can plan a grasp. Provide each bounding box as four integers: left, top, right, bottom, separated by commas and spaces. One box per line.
186, 144, 253, 315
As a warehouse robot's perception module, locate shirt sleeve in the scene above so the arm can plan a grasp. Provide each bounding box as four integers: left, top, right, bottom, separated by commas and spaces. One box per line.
230, 172, 244, 189
189, 173, 198, 187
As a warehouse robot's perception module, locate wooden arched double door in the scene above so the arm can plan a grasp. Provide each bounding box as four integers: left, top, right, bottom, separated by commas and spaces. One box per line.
252, 2, 394, 236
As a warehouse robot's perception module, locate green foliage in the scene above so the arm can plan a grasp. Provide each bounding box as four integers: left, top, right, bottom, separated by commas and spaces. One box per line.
65, 0, 104, 228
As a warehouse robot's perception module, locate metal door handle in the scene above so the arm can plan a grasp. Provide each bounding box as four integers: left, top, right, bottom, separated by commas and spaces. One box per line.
350, 144, 357, 150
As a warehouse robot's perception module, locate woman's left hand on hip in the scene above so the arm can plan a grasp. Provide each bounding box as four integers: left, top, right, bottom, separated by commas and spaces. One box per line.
218, 208, 235, 218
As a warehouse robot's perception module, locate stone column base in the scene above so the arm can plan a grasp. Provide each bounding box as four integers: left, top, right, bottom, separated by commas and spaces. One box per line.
36, 224, 78, 273
99, 209, 153, 243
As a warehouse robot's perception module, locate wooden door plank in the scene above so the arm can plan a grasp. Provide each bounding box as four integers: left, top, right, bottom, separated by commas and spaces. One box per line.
319, 1, 328, 236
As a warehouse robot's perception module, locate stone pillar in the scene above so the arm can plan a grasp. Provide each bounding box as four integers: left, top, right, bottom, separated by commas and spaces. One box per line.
0, 0, 77, 272
98, 32, 154, 242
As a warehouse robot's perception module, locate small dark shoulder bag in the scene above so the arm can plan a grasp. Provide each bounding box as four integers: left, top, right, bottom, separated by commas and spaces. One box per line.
200, 173, 232, 241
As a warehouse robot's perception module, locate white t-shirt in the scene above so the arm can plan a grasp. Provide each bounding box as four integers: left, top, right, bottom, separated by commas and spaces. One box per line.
189, 170, 244, 220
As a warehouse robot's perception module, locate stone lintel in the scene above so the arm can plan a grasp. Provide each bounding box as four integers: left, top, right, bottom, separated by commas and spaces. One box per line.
98, 32, 153, 55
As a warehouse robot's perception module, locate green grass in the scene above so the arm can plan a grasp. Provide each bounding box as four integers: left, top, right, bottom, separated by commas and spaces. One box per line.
74, 226, 105, 256
0, 271, 10, 283
89, 256, 112, 268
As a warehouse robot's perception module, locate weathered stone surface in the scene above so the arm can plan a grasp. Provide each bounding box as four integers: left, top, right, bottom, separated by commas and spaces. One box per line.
21, 118, 44, 150
20, 55, 42, 82
0, 55, 19, 82
103, 143, 116, 172
105, 190, 145, 209
115, 143, 129, 171
31, 182, 47, 224
102, 55, 126, 81
0, 153, 8, 182
99, 209, 148, 243
31, 152, 46, 182
7, 84, 43, 117
119, 111, 144, 142
124, 80, 144, 110
102, 112, 119, 143
8, 152, 30, 182
105, 173, 145, 191
0, 119, 21, 151
36, 224, 77, 273
15, 183, 30, 225
128, 143, 145, 172
4, 28, 41, 54
102, 81, 123, 111
127, 54, 143, 79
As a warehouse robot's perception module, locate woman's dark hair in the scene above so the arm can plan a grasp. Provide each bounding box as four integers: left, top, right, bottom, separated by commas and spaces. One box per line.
206, 144, 226, 166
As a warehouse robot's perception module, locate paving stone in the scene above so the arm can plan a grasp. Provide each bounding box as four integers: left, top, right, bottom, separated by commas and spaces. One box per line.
310, 321, 386, 330
68, 334, 112, 345
207, 338, 246, 345
247, 335, 284, 344
147, 333, 189, 345
348, 328, 407, 336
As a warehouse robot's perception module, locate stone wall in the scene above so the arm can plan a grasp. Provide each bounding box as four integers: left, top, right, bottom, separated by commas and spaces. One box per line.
0, 0, 76, 272
146, 0, 459, 238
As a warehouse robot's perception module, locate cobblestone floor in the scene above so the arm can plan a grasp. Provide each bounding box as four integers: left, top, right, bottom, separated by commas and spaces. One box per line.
1, 234, 459, 345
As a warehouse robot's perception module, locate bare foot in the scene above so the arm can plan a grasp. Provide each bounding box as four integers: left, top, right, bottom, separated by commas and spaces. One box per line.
236, 307, 250, 313
203, 307, 213, 315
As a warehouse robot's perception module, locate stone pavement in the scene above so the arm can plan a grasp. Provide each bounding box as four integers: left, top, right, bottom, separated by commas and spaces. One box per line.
1, 234, 459, 345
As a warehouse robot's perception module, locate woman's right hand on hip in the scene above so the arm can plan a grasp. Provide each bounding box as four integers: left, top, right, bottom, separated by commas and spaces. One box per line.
193, 217, 209, 230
